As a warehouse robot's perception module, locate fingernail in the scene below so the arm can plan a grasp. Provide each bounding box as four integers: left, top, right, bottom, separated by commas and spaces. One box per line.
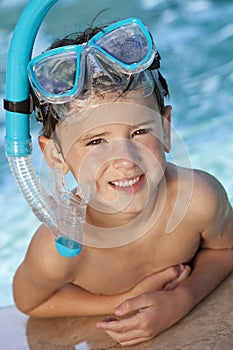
175, 264, 184, 273
164, 282, 172, 290
114, 308, 122, 316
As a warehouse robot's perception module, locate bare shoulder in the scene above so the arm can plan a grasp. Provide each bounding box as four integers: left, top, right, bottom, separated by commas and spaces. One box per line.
167, 163, 230, 214
166, 163, 233, 248
185, 167, 232, 247
23, 225, 77, 283
191, 168, 230, 218
193, 169, 233, 248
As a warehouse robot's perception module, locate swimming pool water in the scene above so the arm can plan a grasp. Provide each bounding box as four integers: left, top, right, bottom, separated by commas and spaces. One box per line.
0, 0, 232, 307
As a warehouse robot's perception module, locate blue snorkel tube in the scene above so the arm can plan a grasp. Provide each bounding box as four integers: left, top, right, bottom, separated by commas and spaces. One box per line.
4, 0, 89, 258
5, 0, 58, 156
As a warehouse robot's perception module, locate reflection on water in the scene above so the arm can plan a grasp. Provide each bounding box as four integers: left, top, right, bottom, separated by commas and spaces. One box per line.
0, 0, 232, 307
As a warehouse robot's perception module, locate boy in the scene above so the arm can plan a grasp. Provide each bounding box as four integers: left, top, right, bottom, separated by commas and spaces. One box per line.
13, 18, 233, 346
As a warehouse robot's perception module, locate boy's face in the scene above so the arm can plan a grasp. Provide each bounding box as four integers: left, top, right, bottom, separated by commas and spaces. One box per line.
50, 94, 171, 216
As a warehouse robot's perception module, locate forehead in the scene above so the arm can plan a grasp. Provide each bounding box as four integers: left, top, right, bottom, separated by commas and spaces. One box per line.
57, 96, 161, 134
62, 90, 160, 118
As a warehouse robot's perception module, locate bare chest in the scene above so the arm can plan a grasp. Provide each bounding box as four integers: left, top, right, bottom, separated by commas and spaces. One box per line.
73, 223, 200, 295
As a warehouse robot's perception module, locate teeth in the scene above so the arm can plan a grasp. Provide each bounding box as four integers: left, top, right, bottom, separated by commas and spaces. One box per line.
111, 176, 140, 188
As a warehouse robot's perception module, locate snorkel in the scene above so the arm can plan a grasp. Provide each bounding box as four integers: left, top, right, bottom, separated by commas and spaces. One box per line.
4, 0, 89, 258
4, 1, 168, 255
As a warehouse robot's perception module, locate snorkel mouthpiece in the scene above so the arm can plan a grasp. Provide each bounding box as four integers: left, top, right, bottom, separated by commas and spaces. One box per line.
51, 169, 90, 258
4, 0, 90, 258
55, 237, 82, 258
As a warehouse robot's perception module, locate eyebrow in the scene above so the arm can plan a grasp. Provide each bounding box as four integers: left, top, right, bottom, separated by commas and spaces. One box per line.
78, 131, 111, 144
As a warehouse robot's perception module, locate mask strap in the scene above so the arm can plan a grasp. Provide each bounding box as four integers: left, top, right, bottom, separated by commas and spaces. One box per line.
149, 51, 161, 70
3, 96, 33, 114
151, 69, 167, 99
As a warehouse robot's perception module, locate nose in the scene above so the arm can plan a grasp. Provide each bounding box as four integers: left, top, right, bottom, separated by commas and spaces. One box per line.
112, 140, 140, 170
112, 157, 136, 170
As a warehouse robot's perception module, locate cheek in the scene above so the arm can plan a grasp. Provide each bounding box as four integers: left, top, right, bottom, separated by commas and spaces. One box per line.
139, 138, 166, 189
67, 147, 108, 185
140, 136, 165, 164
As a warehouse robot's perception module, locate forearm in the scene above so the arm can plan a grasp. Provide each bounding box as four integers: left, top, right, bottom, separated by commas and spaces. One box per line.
176, 248, 233, 314
15, 263, 186, 318
14, 262, 125, 318
27, 283, 127, 318
26, 265, 185, 318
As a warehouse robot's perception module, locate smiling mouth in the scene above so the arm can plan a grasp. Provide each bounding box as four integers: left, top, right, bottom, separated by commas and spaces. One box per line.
109, 175, 142, 188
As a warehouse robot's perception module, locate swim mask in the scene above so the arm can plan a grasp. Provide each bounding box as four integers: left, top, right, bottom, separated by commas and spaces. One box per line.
27, 17, 161, 105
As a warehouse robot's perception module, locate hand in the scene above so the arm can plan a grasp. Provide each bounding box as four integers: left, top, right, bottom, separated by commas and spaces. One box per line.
96, 289, 187, 346
129, 264, 191, 297
96, 265, 191, 346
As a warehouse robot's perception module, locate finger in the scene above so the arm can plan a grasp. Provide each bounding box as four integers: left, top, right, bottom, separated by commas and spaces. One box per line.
149, 265, 182, 289
119, 336, 151, 346
115, 294, 153, 316
103, 328, 149, 346
136, 265, 181, 293
164, 264, 191, 290
99, 316, 118, 323
96, 312, 140, 332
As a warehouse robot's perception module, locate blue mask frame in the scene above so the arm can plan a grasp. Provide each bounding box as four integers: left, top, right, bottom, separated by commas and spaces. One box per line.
27, 17, 156, 104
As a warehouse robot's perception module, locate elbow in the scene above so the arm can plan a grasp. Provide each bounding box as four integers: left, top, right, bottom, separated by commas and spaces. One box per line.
13, 292, 50, 318
13, 297, 48, 318
13, 291, 34, 316
13, 295, 33, 316
13, 303, 32, 316
13, 289, 57, 318
12, 281, 42, 317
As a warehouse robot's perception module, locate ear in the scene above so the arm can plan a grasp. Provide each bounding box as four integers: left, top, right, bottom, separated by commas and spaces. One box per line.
38, 135, 69, 174
163, 105, 172, 153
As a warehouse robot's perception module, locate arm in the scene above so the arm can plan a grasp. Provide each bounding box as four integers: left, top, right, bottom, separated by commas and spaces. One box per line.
15, 261, 189, 318
180, 172, 233, 306
14, 226, 190, 318
13, 226, 128, 317
176, 247, 233, 305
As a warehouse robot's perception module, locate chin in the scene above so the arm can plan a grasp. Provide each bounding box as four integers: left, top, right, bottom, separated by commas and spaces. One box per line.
88, 189, 148, 215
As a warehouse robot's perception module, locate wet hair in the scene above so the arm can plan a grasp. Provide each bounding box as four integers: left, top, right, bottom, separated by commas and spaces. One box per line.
33, 24, 169, 138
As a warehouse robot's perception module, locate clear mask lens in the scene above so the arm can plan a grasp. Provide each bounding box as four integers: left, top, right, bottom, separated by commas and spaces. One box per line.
31, 51, 78, 96
94, 24, 149, 65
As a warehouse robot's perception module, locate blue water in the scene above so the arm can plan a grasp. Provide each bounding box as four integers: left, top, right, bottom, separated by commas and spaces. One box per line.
0, 0, 232, 307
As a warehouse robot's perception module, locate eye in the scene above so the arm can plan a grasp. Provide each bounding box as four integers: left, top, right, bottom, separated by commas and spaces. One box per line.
86, 138, 106, 146
132, 128, 148, 137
